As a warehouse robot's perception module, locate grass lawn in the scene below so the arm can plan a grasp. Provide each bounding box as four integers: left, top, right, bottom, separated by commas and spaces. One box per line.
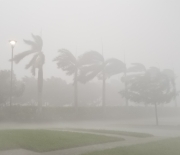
0, 129, 123, 152
83, 137, 180, 155
70, 129, 153, 138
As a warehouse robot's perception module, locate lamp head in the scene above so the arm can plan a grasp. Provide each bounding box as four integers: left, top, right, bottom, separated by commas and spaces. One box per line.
9, 40, 17, 48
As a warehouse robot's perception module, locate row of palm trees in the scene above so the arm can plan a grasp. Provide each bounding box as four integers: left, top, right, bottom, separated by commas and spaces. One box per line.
53, 49, 126, 107
12, 34, 177, 109
12, 34, 125, 108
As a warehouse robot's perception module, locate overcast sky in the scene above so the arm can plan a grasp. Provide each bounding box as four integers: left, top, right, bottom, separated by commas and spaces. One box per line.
0, 0, 180, 82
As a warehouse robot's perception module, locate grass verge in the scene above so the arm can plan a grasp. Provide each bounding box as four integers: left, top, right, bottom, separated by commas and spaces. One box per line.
83, 137, 180, 155
0, 129, 123, 152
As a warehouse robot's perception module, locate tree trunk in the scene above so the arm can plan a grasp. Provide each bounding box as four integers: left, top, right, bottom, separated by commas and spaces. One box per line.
74, 69, 78, 108
38, 66, 43, 112
102, 66, 106, 107
154, 103, 159, 126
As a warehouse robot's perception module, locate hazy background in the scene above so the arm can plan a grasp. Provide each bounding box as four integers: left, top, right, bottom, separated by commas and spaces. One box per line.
0, 0, 180, 83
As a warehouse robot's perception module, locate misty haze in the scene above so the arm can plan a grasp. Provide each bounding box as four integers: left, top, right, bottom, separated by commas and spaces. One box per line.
0, 0, 180, 155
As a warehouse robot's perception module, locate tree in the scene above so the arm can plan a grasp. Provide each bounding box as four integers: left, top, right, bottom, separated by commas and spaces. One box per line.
120, 67, 176, 125
121, 63, 146, 106
13, 34, 45, 110
78, 51, 125, 107
54, 49, 79, 107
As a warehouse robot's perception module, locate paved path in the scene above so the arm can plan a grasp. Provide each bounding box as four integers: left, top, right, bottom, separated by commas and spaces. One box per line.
0, 129, 167, 155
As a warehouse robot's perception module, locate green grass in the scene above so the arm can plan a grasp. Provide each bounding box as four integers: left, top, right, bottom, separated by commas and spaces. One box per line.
0, 129, 123, 152
70, 129, 153, 138
83, 137, 180, 155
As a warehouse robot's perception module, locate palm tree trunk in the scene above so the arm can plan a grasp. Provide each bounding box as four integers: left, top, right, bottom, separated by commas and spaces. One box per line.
102, 67, 106, 107
154, 102, 159, 126
74, 69, 78, 108
38, 66, 43, 111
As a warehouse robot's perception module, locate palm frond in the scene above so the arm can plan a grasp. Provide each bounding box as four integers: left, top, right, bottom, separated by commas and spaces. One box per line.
54, 49, 77, 75
26, 52, 45, 76
78, 51, 104, 66
78, 64, 103, 83
13, 50, 35, 64
31, 34, 43, 50
13, 34, 44, 76
127, 63, 146, 73
104, 58, 125, 78
23, 40, 35, 47
24, 34, 43, 51
25, 53, 39, 69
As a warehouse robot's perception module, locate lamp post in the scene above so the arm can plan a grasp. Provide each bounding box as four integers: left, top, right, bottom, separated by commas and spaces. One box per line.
9, 40, 17, 106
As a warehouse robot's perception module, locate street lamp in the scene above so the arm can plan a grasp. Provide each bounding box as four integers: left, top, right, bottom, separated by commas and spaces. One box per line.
9, 40, 17, 106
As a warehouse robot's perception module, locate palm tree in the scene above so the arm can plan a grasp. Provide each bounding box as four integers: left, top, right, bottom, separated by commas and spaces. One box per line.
54, 49, 79, 107
13, 34, 45, 110
78, 51, 125, 107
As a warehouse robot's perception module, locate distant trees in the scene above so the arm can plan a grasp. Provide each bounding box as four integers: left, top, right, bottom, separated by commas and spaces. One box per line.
120, 67, 176, 125
18, 76, 37, 105
78, 51, 125, 107
8, 76, 122, 106
12, 76, 73, 106
0, 70, 24, 105
13, 34, 45, 110
54, 49, 80, 107
43, 77, 73, 106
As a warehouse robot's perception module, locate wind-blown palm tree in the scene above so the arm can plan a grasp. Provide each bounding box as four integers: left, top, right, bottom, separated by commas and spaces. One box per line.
78, 51, 125, 107
13, 34, 45, 110
54, 49, 79, 107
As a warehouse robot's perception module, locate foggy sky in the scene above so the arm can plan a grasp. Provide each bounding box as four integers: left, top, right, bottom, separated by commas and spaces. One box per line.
0, 0, 180, 83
